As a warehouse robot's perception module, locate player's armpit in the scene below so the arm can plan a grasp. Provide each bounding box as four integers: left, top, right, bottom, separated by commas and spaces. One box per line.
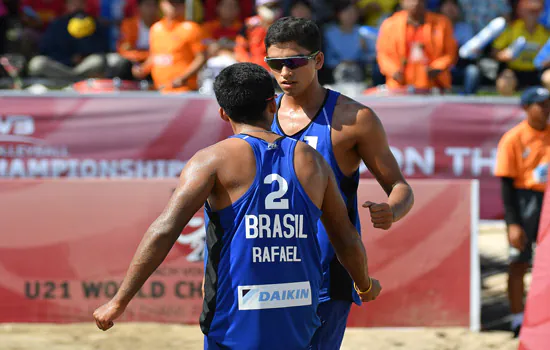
355, 107, 414, 222
320, 166, 371, 292
111, 149, 217, 307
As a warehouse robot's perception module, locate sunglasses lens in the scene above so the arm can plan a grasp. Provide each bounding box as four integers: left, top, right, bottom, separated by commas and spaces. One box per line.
266, 59, 284, 71
266, 57, 310, 70
287, 58, 308, 69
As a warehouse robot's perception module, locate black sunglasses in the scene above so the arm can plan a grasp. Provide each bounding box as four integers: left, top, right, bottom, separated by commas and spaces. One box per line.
264, 51, 319, 71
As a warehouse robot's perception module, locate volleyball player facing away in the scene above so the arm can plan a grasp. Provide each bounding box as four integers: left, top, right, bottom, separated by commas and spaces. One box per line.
92, 63, 381, 349
265, 17, 414, 349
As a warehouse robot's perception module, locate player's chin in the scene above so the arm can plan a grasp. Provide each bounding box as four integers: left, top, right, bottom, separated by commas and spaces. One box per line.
278, 84, 299, 96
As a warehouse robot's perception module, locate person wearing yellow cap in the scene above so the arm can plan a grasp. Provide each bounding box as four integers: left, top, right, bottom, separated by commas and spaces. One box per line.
27, 0, 111, 81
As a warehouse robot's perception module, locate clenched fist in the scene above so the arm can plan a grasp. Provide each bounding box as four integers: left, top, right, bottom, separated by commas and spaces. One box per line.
355, 278, 382, 302
362, 201, 394, 230
93, 300, 126, 331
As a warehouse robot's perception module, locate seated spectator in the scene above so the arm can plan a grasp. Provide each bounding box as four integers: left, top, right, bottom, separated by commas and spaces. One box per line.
16, 0, 68, 58
493, 0, 550, 95
356, 0, 398, 28
132, 0, 207, 93
289, 0, 312, 19
283, 0, 332, 22
323, 1, 369, 84
440, 0, 480, 94
27, 0, 110, 81
204, 0, 253, 22
105, 0, 158, 80
235, 0, 282, 70
199, 0, 242, 93
376, 0, 457, 92
203, 0, 242, 57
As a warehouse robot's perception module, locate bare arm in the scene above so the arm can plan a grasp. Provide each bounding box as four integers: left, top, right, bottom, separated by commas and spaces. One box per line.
320, 161, 371, 292
356, 108, 414, 222
113, 150, 215, 306
93, 149, 217, 330
170, 52, 207, 88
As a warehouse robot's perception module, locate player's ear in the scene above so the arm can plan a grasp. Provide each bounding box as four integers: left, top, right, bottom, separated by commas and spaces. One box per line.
219, 107, 230, 122
267, 98, 277, 114
315, 52, 324, 70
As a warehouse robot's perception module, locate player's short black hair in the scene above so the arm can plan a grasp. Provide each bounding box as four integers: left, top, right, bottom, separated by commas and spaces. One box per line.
265, 17, 321, 53
214, 63, 275, 124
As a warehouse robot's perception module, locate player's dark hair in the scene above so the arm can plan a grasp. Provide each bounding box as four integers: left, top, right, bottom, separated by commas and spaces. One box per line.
265, 17, 321, 53
214, 63, 275, 124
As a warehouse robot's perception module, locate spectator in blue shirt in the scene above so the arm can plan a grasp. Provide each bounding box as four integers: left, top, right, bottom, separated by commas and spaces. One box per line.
323, 1, 369, 83
441, 0, 480, 94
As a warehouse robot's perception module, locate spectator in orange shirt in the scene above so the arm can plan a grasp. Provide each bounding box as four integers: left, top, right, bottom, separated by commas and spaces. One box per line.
376, 0, 457, 92
235, 0, 282, 70
495, 86, 550, 337
106, 0, 159, 80
203, 0, 242, 58
132, 0, 207, 93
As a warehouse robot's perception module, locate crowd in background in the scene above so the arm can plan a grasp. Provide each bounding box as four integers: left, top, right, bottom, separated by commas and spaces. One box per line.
1, 0, 550, 95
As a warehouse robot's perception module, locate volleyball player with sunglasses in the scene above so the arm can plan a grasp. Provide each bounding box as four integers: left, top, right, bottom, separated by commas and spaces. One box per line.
266, 17, 414, 350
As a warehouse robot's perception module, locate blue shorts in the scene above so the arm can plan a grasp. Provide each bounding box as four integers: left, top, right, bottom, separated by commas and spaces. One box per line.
308, 300, 352, 350
204, 336, 228, 350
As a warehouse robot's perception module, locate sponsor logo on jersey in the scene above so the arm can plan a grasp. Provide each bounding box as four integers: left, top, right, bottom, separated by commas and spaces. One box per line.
238, 281, 311, 310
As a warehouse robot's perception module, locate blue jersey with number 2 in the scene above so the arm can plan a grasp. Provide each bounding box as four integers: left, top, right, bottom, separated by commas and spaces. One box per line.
200, 134, 323, 350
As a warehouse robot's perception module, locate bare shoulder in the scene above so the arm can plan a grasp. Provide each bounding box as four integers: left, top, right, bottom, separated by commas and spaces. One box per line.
294, 140, 324, 166
183, 138, 250, 176
333, 94, 382, 134
294, 141, 330, 175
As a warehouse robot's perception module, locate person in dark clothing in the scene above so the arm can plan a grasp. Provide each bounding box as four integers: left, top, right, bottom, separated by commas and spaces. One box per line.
27, 0, 110, 80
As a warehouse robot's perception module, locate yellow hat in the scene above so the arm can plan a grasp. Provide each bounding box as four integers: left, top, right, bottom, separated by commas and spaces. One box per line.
67, 16, 96, 39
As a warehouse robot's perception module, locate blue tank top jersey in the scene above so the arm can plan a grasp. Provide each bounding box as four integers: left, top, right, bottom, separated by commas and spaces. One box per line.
271, 89, 362, 305
200, 134, 323, 349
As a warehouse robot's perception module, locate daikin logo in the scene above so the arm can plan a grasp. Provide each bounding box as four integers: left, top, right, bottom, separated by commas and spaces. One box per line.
238, 281, 311, 310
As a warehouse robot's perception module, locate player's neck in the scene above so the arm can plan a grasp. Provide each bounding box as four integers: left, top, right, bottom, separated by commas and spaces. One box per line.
233, 121, 273, 134
283, 82, 326, 112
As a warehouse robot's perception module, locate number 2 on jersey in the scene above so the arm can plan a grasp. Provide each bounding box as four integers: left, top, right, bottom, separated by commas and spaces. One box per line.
304, 136, 318, 150
264, 174, 289, 210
